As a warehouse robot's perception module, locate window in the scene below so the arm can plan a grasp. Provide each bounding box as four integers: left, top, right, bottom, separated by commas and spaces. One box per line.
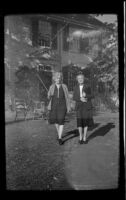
62, 66, 76, 91
38, 21, 51, 47
68, 72, 76, 91
31, 18, 39, 46
79, 37, 89, 54
68, 27, 89, 54
69, 27, 80, 53
38, 34, 50, 47
63, 25, 69, 51
32, 19, 58, 49
51, 22, 58, 50
69, 38, 80, 52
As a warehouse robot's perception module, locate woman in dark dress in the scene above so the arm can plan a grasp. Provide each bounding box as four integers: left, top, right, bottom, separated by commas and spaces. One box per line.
47, 72, 71, 145
73, 74, 94, 144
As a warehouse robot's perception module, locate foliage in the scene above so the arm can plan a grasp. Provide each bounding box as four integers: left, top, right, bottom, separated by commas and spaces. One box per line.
14, 66, 40, 108
5, 16, 33, 68
87, 22, 118, 111
5, 16, 52, 108
14, 65, 52, 109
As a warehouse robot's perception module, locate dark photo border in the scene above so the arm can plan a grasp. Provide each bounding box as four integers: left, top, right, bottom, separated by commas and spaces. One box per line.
1, 1, 125, 199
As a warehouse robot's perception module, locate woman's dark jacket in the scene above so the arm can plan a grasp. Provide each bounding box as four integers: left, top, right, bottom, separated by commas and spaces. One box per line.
73, 84, 94, 110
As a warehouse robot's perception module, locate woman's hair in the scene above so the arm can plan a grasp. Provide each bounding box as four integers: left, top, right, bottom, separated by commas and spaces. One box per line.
52, 72, 63, 83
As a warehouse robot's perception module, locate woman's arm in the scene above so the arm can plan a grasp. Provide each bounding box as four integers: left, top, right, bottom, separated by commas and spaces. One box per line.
62, 84, 71, 113
47, 85, 53, 100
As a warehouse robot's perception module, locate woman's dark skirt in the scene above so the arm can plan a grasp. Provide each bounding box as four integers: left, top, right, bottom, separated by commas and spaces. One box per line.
76, 102, 94, 128
49, 98, 67, 125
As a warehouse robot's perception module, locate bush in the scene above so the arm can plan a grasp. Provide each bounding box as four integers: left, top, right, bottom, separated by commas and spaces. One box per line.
14, 65, 40, 109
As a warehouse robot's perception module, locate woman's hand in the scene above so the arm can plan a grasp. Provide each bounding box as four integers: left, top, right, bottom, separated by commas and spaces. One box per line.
80, 97, 87, 102
82, 92, 86, 97
67, 108, 71, 113
48, 94, 53, 100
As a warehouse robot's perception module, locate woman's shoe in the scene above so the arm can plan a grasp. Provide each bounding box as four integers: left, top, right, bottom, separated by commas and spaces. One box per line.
83, 139, 88, 144
79, 140, 83, 144
58, 138, 64, 145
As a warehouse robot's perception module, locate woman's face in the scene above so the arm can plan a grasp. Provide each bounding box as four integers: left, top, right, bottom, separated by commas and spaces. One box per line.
77, 75, 84, 84
55, 76, 61, 84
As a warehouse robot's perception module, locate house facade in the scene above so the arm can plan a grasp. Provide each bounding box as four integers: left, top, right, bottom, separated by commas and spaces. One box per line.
27, 14, 106, 70
5, 14, 109, 109
23, 14, 108, 91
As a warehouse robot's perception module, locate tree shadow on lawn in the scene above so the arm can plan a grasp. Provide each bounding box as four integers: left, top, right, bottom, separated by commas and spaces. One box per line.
5, 118, 33, 125
5, 117, 46, 125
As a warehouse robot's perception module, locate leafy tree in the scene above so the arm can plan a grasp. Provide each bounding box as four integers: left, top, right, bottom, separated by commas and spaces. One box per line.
14, 66, 40, 109
5, 16, 52, 109
88, 22, 118, 111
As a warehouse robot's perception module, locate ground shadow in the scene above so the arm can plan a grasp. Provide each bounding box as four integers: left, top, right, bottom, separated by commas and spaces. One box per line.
88, 123, 100, 131
62, 129, 79, 142
62, 123, 100, 143
87, 122, 115, 141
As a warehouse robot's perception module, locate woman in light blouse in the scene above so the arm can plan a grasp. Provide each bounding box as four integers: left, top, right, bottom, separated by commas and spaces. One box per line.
48, 72, 71, 145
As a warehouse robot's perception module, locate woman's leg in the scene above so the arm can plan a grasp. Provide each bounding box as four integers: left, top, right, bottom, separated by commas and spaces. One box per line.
57, 105, 66, 140
76, 108, 83, 142
55, 123, 59, 135
78, 127, 83, 141
83, 126, 88, 141
77, 117, 83, 141
58, 125, 64, 139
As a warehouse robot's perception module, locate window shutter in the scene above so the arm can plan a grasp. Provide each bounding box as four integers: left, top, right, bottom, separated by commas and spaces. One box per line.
51, 22, 58, 50
63, 25, 69, 51
31, 18, 39, 47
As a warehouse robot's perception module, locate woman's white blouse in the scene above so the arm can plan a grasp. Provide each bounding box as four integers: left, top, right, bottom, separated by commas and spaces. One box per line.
79, 85, 83, 98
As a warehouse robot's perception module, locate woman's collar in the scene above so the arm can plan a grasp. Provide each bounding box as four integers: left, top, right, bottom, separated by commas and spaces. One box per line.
55, 83, 61, 87
78, 83, 84, 86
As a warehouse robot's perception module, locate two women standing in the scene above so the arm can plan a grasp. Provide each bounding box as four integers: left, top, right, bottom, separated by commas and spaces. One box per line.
48, 72, 94, 145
